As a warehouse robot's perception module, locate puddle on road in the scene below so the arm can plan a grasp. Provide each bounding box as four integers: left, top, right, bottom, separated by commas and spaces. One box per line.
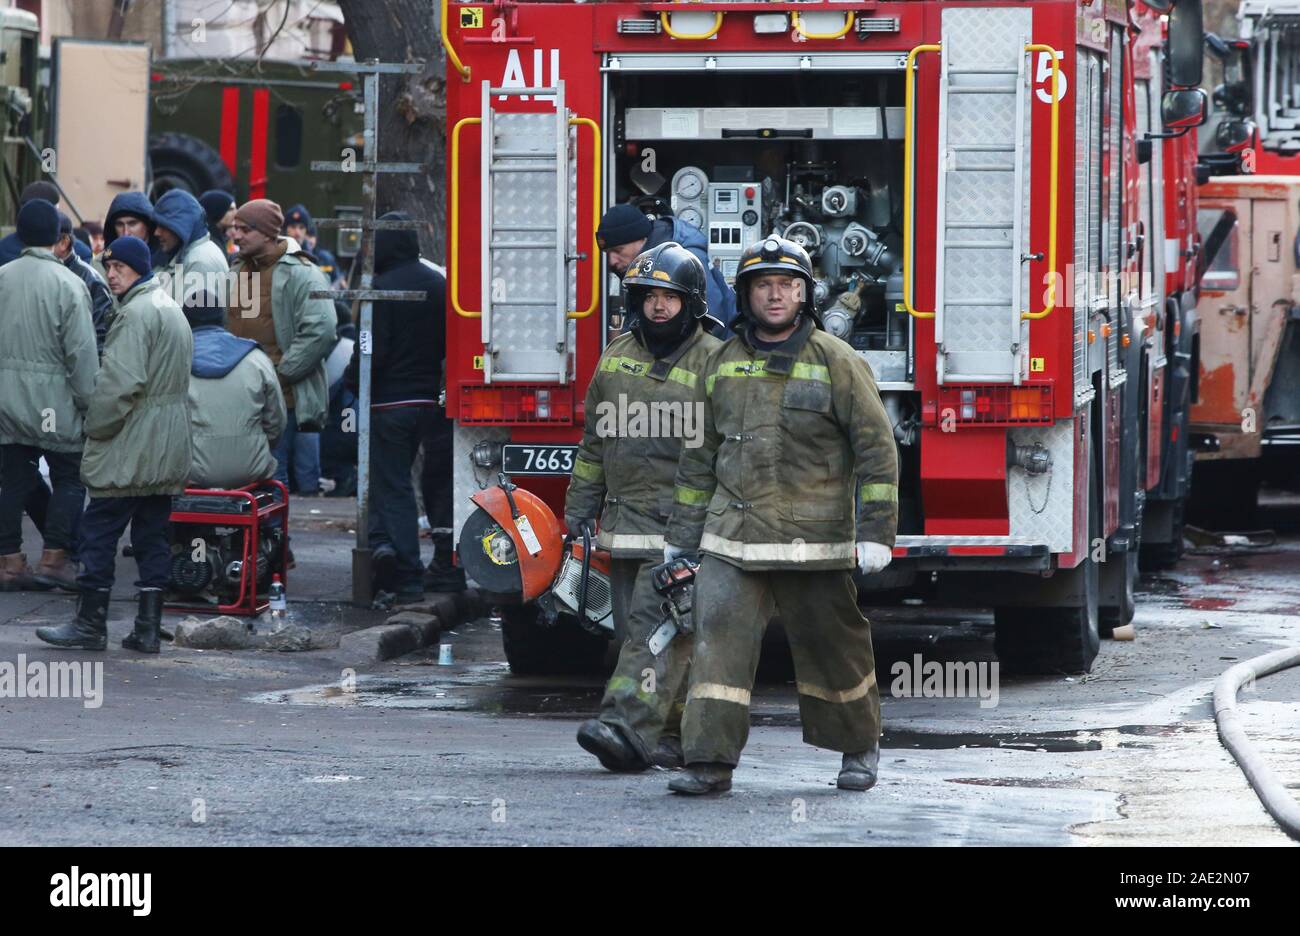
250, 671, 1199, 753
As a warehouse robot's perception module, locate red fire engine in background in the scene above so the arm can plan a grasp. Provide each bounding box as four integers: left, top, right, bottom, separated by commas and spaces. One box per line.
440, 0, 1207, 675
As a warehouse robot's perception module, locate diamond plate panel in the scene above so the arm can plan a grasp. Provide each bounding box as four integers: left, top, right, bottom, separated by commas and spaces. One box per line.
489, 112, 565, 377
943, 6, 1033, 69
944, 171, 1016, 224
1008, 419, 1075, 551
939, 6, 1032, 379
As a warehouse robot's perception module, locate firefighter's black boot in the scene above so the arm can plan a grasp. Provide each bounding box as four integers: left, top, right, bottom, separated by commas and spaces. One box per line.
576, 719, 648, 772
650, 734, 685, 769
121, 588, 163, 654
36, 588, 110, 651
668, 762, 733, 795
837, 745, 880, 791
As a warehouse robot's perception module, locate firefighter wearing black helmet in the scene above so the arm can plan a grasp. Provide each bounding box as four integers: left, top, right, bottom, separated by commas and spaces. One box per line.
566, 242, 722, 772
662, 234, 899, 795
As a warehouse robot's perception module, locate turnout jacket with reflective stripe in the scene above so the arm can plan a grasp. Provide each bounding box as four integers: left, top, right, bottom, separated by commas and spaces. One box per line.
566, 326, 722, 559
666, 316, 898, 571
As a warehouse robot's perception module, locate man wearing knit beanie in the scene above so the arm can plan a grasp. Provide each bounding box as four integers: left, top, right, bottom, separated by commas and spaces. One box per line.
235, 199, 285, 239
596, 203, 737, 329
37, 234, 192, 653
228, 198, 335, 519
0, 199, 98, 592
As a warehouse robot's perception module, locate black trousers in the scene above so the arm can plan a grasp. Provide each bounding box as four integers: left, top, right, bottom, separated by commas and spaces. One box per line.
0, 445, 83, 555
76, 495, 172, 591
419, 411, 455, 563
369, 407, 432, 592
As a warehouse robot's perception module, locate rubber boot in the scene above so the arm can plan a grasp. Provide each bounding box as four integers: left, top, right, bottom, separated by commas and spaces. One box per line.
576, 719, 648, 772
668, 763, 733, 795
837, 745, 880, 791
36, 589, 110, 650
121, 588, 164, 654
32, 548, 79, 592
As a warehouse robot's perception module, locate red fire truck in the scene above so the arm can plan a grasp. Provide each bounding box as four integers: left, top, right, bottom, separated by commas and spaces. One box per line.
441, 0, 1207, 675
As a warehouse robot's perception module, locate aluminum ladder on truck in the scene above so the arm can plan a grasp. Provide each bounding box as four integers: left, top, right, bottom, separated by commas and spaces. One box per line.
479, 79, 575, 384
934, 6, 1034, 385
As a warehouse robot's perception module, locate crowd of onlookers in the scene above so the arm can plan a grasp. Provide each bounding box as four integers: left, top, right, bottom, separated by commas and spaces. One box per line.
0, 180, 461, 653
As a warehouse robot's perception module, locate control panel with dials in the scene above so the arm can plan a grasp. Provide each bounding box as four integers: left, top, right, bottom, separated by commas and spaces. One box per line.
670, 165, 763, 284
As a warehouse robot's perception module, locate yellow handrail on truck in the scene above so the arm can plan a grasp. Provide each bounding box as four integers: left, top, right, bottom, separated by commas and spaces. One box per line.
903, 42, 1062, 322
450, 115, 602, 320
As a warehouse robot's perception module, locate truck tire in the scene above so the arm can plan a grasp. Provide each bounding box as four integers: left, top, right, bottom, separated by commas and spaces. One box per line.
1099, 549, 1138, 637
994, 439, 1101, 674
149, 132, 235, 200
500, 603, 609, 676
1139, 495, 1186, 571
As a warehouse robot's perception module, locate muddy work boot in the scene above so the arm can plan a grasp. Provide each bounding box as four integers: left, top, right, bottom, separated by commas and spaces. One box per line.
576, 719, 648, 772
668, 763, 733, 795
0, 552, 39, 591
32, 549, 79, 592
649, 735, 684, 770
121, 588, 164, 654
837, 745, 880, 791
36, 588, 110, 651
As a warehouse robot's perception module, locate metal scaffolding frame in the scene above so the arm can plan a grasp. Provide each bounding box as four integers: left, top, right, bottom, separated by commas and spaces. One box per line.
309, 59, 428, 606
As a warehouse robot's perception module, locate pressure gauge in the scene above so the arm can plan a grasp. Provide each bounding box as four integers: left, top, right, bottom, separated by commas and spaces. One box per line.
675, 169, 705, 200
679, 207, 704, 229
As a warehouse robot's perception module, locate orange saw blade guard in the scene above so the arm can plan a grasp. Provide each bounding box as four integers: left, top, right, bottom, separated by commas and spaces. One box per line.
466, 484, 565, 600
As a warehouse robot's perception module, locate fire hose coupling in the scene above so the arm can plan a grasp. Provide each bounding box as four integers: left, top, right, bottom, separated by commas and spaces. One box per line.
1009, 441, 1051, 475
646, 554, 701, 656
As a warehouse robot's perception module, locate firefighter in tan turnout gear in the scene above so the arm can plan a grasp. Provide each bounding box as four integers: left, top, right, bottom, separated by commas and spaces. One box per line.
567, 242, 722, 772
663, 236, 899, 795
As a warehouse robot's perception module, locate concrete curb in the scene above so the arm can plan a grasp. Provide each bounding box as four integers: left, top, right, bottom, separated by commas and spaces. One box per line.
336, 590, 488, 663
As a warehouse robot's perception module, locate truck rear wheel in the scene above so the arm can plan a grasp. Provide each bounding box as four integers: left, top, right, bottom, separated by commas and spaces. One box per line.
994, 440, 1101, 674
1099, 549, 1138, 636
500, 603, 609, 676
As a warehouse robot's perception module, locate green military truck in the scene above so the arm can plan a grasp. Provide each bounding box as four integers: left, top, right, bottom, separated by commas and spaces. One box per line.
149, 58, 366, 267
0, 9, 42, 230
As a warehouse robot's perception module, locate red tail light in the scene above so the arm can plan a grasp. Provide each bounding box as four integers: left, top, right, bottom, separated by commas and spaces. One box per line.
460, 385, 574, 425
934, 384, 1054, 426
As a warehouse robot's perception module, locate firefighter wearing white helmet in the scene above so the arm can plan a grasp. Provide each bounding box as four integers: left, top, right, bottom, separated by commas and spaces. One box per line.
567, 241, 722, 772
662, 234, 899, 795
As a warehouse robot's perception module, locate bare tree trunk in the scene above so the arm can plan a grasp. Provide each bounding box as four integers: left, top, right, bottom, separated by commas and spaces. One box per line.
336, 0, 447, 263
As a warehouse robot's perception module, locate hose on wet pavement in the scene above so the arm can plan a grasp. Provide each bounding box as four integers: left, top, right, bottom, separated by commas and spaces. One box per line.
1213, 647, 1300, 841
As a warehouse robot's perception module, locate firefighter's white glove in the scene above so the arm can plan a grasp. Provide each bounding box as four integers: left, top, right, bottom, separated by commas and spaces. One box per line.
856, 542, 892, 575
664, 543, 691, 564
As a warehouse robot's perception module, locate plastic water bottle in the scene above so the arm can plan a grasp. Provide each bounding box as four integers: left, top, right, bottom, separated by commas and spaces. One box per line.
268, 574, 287, 631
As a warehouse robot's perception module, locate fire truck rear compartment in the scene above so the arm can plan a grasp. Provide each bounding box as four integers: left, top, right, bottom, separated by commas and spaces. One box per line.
609, 71, 924, 537
609, 71, 911, 362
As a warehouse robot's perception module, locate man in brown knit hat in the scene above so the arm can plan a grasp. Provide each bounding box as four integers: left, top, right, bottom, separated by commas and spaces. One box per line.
227, 199, 335, 515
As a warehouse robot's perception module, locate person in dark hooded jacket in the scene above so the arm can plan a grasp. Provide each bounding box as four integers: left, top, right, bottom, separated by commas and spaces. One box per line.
344, 211, 462, 598
183, 294, 286, 489
98, 191, 156, 277
152, 189, 229, 293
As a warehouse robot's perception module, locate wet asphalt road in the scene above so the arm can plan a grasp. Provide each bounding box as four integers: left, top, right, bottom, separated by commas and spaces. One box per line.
1, 494, 1298, 846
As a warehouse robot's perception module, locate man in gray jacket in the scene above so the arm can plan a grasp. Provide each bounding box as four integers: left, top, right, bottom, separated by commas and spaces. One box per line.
0, 200, 98, 591
36, 236, 193, 653
184, 295, 286, 489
